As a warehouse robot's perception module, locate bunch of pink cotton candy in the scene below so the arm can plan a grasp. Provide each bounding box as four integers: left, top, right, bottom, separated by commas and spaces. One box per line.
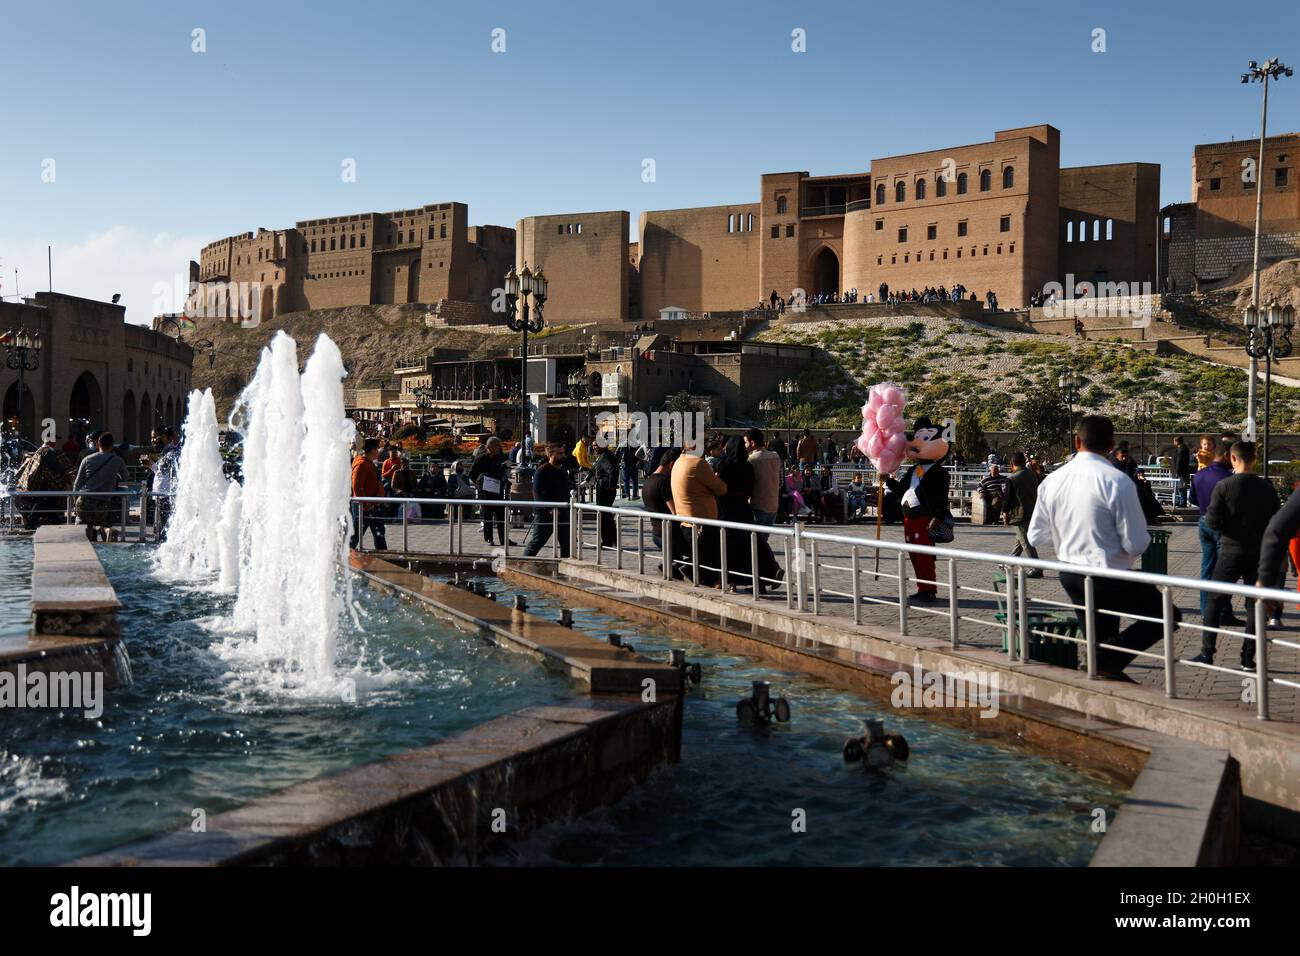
856, 383, 908, 476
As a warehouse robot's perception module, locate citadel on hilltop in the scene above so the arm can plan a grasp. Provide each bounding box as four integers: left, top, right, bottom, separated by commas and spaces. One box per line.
181, 125, 1300, 327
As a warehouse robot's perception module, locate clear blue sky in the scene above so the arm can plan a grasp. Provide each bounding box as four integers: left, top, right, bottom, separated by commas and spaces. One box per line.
1, 0, 1297, 320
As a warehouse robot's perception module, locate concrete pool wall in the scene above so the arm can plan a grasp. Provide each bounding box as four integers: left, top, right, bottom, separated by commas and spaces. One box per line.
72, 554, 684, 866
1, 525, 129, 692
497, 563, 1242, 867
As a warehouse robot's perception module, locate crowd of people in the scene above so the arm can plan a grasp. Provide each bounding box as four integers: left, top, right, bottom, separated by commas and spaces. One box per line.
753, 282, 998, 313
8, 426, 179, 541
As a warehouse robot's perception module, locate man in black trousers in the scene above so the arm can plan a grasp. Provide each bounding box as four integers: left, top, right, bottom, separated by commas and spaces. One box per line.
1194, 441, 1279, 670
1028, 416, 1174, 680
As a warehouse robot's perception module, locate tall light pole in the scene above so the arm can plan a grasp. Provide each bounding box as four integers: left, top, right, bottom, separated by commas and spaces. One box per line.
504, 263, 547, 460
2, 325, 42, 447
1241, 57, 1292, 441
1057, 371, 1083, 428
1133, 398, 1154, 464
1245, 301, 1296, 477
778, 378, 799, 450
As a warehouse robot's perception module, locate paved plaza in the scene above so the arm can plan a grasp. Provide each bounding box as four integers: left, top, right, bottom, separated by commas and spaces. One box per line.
373, 503, 1300, 724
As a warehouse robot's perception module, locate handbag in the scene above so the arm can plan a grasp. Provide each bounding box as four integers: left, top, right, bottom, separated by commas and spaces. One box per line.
928, 513, 956, 544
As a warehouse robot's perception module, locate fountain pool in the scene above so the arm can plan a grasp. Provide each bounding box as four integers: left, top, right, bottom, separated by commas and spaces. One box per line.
462, 576, 1125, 867
0, 545, 573, 865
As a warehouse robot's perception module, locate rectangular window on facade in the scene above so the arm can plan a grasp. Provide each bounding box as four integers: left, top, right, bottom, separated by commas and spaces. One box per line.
1209, 177, 1221, 190
1000, 216, 1011, 232
957, 221, 968, 237
441, 224, 447, 239
898, 227, 907, 243
771, 226, 780, 238
785, 224, 794, 237
875, 219, 884, 231
1277, 168, 1289, 187
926, 225, 937, 240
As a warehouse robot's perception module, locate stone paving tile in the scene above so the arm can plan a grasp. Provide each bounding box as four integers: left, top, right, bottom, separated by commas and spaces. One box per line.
364, 506, 1300, 724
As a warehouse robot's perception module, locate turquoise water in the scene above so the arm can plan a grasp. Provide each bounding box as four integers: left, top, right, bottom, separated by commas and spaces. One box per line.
467, 577, 1125, 867
0, 539, 31, 640
0, 546, 573, 865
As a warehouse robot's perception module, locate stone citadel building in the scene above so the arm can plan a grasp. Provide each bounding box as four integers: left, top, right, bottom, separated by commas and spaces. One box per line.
1163, 131, 1300, 291
183, 124, 1298, 325
2, 293, 195, 444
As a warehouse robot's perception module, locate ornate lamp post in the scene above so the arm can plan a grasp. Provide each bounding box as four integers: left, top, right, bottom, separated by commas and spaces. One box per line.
1240, 57, 1292, 441
412, 385, 434, 428
504, 263, 547, 459
2, 326, 42, 444
1133, 398, 1155, 464
778, 378, 799, 449
1245, 301, 1296, 477
566, 369, 594, 438
1057, 372, 1083, 428
759, 398, 775, 432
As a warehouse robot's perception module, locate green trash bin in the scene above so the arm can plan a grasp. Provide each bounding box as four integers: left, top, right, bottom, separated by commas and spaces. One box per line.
1142, 529, 1171, 575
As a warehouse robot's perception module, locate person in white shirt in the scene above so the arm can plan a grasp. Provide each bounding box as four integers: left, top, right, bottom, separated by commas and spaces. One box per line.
1028, 415, 1174, 680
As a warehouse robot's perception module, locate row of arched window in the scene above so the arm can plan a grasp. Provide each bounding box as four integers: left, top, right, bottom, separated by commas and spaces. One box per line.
875, 167, 1014, 206
728, 213, 754, 233
1066, 219, 1114, 242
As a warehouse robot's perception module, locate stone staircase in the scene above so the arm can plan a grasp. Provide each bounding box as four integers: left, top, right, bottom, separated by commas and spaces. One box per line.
1023, 296, 1300, 379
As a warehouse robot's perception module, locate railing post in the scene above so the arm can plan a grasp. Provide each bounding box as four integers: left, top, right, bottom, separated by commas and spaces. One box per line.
570, 493, 579, 561
1084, 574, 1098, 679
615, 514, 623, 570
810, 539, 820, 615
792, 521, 805, 612
1255, 599, 1270, 720
402, 504, 409, 554
638, 515, 645, 575
948, 557, 959, 648
897, 550, 908, 636
719, 525, 729, 592
120, 494, 128, 539
783, 536, 793, 609
662, 517, 671, 581
1162, 585, 1176, 699
1017, 565, 1030, 663
1004, 564, 1016, 659
691, 524, 700, 587
139, 492, 148, 542
751, 531, 760, 603
552, 506, 560, 559
851, 545, 861, 625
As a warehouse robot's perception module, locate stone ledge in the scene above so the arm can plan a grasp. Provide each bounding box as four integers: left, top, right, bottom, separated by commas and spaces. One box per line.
70, 695, 678, 866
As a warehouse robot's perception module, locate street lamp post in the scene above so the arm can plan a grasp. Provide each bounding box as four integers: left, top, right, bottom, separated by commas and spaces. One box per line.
1057, 371, 1083, 429
566, 369, 594, 439
412, 385, 433, 429
1245, 301, 1296, 477
1133, 398, 1154, 464
778, 378, 799, 450
2, 326, 42, 447
759, 398, 775, 434
504, 263, 547, 460
1241, 57, 1292, 441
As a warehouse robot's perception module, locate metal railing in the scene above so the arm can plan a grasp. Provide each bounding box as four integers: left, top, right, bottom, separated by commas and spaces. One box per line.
560, 500, 1296, 721
12, 483, 1283, 719
2, 488, 160, 541
349, 495, 571, 558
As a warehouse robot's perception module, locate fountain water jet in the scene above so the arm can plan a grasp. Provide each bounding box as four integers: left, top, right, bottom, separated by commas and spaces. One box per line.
160, 330, 355, 690
155, 389, 230, 580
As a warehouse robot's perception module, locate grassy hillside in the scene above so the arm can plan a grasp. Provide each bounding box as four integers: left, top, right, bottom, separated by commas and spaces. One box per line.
757, 313, 1300, 435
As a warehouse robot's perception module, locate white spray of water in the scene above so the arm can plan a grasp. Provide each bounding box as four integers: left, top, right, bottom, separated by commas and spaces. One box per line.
159, 330, 355, 692
216, 483, 242, 593
155, 389, 230, 580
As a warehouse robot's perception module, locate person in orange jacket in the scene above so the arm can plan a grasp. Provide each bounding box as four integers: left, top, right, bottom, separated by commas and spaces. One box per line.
350, 438, 387, 550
